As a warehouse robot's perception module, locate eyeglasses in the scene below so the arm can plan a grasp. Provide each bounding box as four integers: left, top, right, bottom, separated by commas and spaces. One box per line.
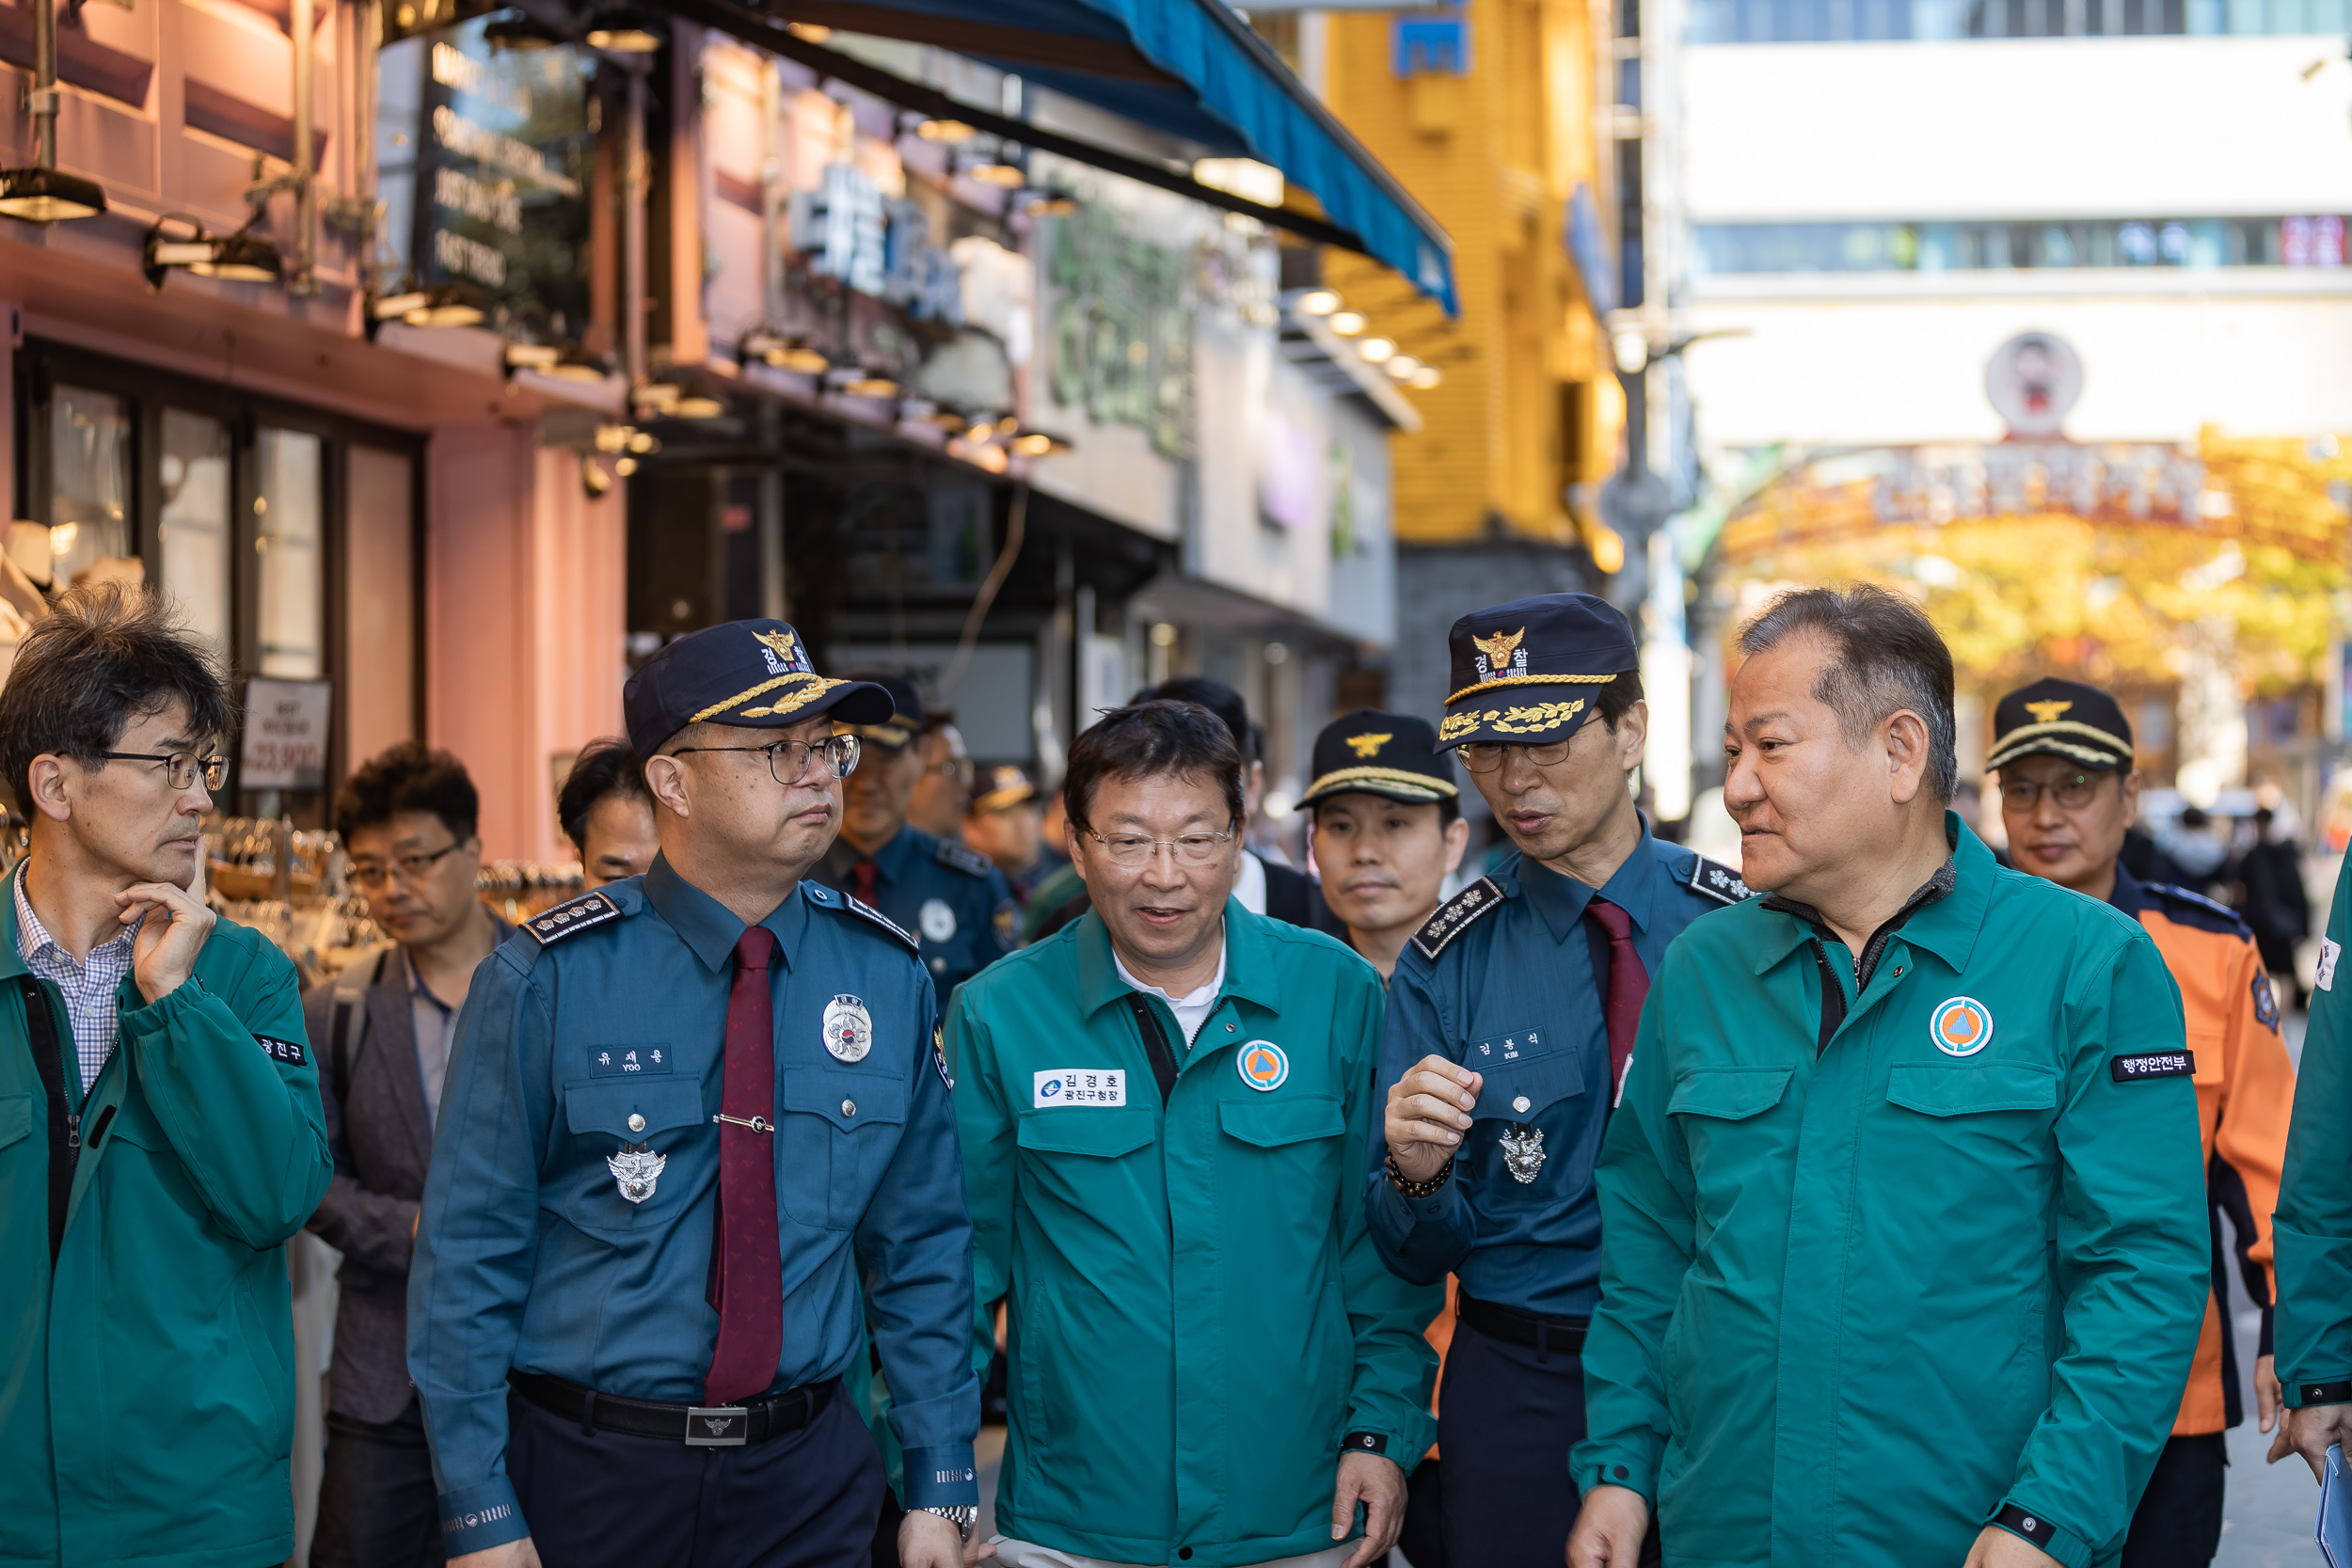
670, 734, 861, 785
1457, 740, 1572, 774
348, 840, 469, 890
1998, 772, 2110, 812
102, 751, 227, 791
1086, 826, 1237, 869
926, 756, 976, 783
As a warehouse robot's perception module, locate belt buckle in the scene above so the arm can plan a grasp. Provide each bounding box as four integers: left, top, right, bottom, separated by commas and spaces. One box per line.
685, 1405, 750, 1446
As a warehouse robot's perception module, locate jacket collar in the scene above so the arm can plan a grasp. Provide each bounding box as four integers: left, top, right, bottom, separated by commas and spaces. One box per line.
0, 863, 26, 984
1750, 812, 1991, 976
1518, 821, 1663, 946
2106, 861, 2151, 918
1074, 896, 1286, 1020
643, 852, 807, 974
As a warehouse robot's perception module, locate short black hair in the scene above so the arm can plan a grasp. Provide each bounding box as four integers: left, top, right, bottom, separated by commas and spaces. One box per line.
1736, 584, 1959, 803
334, 741, 479, 845
1595, 669, 1645, 731
1064, 700, 1245, 835
0, 583, 234, 816
1312, 792, 1462, 829
1141, 676, 1262, 763
558, 738, 648, 850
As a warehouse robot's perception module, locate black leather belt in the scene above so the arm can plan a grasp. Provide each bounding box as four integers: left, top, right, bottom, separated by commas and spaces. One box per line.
508, 1370, 835, 1447
1456, 1292, 1589, 1355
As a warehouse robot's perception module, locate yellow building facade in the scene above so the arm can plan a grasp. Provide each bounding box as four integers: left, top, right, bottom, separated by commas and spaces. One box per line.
1314, 0, 1622, 550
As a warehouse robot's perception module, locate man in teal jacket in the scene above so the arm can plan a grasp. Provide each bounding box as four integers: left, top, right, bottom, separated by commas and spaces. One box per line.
953, 698, 1440, 1568
1569, 586, 2209, 1568
0, 586, 332, 1568
2270, 857, 2352, 1477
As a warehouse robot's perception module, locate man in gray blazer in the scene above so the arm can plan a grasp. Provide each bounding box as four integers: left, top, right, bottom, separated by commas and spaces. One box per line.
305, 744, 511, 1568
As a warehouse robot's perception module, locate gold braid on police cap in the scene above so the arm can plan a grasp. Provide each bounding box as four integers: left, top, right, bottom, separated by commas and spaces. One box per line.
691, 672, 843, 724
1445, 671, 1616, 705
1988, 718, 2132, 769
1304, 765, 1458, 800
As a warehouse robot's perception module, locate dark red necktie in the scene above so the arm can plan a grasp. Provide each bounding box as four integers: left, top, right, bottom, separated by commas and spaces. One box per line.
1584, 897, 1650, 1109
706, 926, 783, 1404
851, 859, 878, 908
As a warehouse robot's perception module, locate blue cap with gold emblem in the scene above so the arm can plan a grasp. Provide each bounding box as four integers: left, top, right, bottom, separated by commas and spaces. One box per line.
1298, 710, 1457, 808
1988, 676, 2133, 773
1436, 593, 1637, 752
841, 671, 924, 752
624, 619, 897, 755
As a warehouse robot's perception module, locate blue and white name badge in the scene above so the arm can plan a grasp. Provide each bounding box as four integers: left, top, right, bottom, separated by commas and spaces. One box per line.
1034, 1069, 1127, 1107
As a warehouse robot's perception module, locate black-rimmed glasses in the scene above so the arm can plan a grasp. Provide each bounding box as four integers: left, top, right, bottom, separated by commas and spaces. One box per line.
101, 751, 227, 791
671, 735, 862, 784
1457, 740, 1572, 774
349, 841, 469, 890
1998, 772, 2109, 812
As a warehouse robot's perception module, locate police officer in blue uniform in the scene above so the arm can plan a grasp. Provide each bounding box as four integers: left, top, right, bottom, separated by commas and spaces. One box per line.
407, 620, 979, 1568
815, 672, 1014, 1004
1365, 594, 1749, 1568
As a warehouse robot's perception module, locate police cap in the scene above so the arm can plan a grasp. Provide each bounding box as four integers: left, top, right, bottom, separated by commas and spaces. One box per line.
841, 671, 923, 752
1438, 593, 1636, 752
969, 764, 1038, 815
623, 619, 896, 756
1988, 677, 2134, 773
1298, 711, 1457, 808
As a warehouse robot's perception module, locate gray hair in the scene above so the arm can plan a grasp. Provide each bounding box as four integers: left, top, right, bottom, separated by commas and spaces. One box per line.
1736, 584, 1958, 803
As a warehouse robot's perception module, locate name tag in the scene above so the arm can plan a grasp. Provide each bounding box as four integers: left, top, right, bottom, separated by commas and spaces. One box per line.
1034, 1069, 1127, 1107
590, 1047, 671, 1077
2111, 1050, 2195, 1082
2320, 937, 2341, 994
255, 1035, 308, 1068
1469, 1026, 1545, 1063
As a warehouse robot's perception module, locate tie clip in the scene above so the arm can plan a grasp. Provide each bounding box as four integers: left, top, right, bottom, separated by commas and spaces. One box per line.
712, 1114, 774, 1133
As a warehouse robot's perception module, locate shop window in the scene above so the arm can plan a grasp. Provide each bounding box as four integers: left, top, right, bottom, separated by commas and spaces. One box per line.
47, 385, 132, 586
159, 411, 233, 665
255, 428, 326, 679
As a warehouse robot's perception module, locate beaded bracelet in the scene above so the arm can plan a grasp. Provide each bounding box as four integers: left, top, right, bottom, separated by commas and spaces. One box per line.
1386, 1152, 1454, 1197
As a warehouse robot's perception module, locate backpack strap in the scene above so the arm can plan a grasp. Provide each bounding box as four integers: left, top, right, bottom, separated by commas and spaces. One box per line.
19, 975, 76, 1264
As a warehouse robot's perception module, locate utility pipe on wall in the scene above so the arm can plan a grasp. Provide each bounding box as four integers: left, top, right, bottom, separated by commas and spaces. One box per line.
289, 0, 317, 293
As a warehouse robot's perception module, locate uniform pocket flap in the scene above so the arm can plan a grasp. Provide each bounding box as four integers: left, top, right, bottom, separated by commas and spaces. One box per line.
1471, 1052, 1586, 1121
564, 1078, 707, 1138
0, 1093, 29, 1149
1218, 1094, 1345, 1148
1885, 1061, 2058, 1117
1667, 1067, 1793, 1120
781, 1066, 908, 1132
1016, 1107, 1158, 1158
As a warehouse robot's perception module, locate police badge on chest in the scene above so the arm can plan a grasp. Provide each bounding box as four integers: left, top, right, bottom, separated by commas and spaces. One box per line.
1499, 1122, 1546, 1183
608, 1141, 666, 1203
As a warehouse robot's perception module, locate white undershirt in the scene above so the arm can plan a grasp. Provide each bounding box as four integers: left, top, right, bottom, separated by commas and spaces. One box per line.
1234, 850, 1268, 916
1113, 939, 1228, 1047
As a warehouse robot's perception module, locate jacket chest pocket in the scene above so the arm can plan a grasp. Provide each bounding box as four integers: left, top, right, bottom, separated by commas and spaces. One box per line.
561, 1079, 707, 1236
1467, 1050, 1588, 1204
779, 1066, 908, 1230
1668, 1067, 1794, 1221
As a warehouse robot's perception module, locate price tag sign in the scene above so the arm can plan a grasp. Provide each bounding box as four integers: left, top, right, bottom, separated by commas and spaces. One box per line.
241, 679, 332, 790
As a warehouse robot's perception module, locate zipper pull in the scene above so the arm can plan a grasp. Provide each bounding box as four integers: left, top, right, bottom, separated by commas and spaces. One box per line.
65, 1112, 81, 1149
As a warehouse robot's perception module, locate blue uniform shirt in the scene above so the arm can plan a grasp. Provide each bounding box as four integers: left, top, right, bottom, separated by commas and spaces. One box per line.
818, 825, 1015, 998
407, 856, 981, 1558
1364, 828, 1750, 1319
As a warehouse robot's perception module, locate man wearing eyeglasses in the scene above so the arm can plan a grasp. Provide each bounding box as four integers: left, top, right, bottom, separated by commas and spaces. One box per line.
952, 698, 1441, 1568
408, 620, 981, 1568
1992, 677, 2295, 1568
1367, 593, 1750, 1568
0, 585, 332, 1568
303, 742, 512, 1568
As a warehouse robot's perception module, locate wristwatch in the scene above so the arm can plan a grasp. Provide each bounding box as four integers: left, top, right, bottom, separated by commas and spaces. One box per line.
916, 1504, 978, 1543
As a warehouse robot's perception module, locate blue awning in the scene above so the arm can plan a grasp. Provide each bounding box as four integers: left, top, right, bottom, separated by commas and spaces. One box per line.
798, 0, 1458, 313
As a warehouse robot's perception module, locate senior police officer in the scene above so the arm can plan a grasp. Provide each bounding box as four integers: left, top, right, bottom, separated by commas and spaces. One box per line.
1366, 593, 1750, 1568
815, 672, 1014, 1000
407, 620, 980, 1568
1992, 678, 2296, 1568
1568, 586, 2209, 1568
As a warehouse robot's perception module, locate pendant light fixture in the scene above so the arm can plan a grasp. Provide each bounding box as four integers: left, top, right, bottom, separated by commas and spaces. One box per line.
0, 0, 107, 222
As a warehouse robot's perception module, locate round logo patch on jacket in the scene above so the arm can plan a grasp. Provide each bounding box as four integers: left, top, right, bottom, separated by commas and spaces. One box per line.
1236, 1040, 1289, 1091
1930, 996, 1994, 1056
825, 995, 873, 1062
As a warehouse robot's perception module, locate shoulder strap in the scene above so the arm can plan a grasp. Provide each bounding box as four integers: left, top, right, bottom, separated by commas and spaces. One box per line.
19, 976, 76, 1264
1409, 876, 1506, 961
1124, 993, 1181, 1106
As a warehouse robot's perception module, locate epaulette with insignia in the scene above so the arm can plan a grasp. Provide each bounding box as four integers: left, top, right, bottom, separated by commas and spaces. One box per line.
523, 889, 625, 944
1410, 877, 1506, 961
1688, 854, 1756, 906
2145, 882, 2252, 938
935, 839, 995, 879
842, 894, 921, 955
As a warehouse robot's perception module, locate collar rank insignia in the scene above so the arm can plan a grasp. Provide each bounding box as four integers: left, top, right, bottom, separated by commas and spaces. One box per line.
2023, 699, 2073, 723
1688, 855, 1756, 905
1344, 732, 1391, 759
525, 889, 624, 944
840, 893, 920, 955
1410, 876, 1506, 961
935, 839, 996, 879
